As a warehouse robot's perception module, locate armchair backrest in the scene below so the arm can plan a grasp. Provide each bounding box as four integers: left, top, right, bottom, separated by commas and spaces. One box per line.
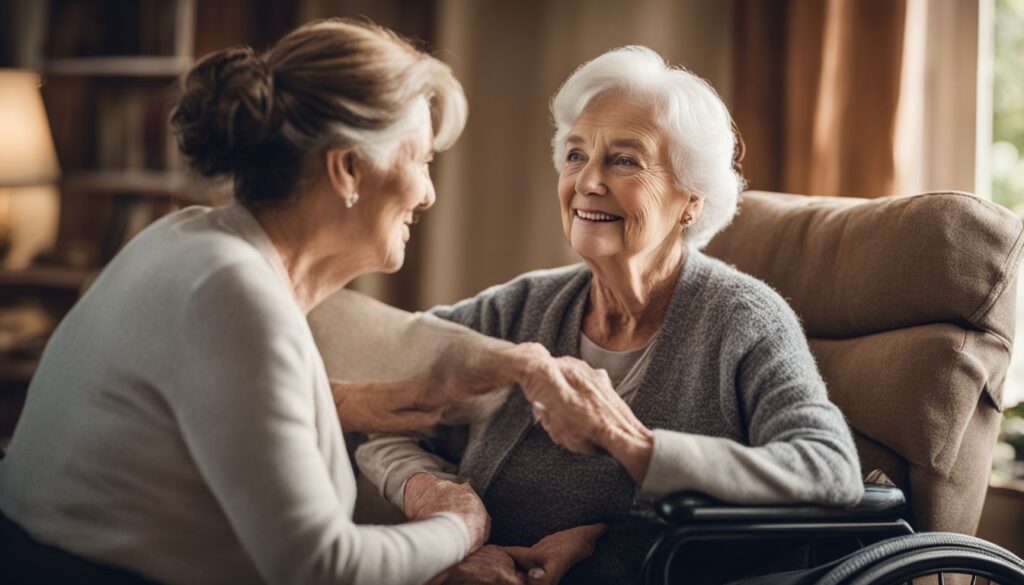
704, 190, 1024, 534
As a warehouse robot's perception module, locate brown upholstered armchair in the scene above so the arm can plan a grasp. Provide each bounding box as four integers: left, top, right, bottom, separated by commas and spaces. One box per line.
703, 190, 1023, 535
637, 191, 1024, 583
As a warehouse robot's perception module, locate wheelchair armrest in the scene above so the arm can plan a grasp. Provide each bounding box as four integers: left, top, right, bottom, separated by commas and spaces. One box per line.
656, 484, 906, 525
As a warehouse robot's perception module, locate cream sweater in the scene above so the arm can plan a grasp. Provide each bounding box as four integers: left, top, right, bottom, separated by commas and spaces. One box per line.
0, 203, 469, 585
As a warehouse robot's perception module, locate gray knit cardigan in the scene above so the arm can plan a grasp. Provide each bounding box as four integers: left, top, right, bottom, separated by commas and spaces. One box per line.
357, 250, 864, 577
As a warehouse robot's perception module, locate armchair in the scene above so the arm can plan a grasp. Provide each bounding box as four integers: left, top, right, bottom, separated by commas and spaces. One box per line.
641, 190, 1024, 583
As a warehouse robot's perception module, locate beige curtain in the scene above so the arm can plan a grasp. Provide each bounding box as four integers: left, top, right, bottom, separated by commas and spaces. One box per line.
896, 0, 986, 197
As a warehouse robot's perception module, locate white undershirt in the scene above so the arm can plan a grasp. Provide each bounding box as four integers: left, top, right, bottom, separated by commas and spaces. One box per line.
579, 332, 656, 400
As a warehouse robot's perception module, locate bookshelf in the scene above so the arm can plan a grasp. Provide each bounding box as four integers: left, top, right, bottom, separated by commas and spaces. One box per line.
0, 265, 92, 291
40, 0, 199, 269
0, 0, 299, 441
62, 170, 191, 197
0, 0, 198, 437
47, 56, 192, 77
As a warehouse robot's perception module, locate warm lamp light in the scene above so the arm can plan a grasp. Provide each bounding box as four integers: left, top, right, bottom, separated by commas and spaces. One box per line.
0, 70, 61, 187
0, 69, 61, 270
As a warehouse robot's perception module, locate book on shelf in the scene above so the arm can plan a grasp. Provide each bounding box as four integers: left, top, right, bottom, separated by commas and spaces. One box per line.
95, 84, 179, 172
48, 0, 181, 58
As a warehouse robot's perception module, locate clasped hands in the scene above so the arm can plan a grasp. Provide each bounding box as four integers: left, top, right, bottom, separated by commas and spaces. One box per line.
429, 341, 651, 466
406, 472, 606, 585
510, 345, 655, 484
331, 342, 653, 481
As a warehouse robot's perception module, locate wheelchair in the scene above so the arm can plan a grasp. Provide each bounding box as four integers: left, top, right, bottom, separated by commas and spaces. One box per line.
641, 484, 1024, 585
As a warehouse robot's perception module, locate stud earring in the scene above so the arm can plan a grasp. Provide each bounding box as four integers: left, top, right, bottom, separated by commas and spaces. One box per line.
345, 192, 359, 208
682, 214, 693, 227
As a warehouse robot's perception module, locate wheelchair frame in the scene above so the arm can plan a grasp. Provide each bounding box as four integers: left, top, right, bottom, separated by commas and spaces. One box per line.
638, 484, 1015, 585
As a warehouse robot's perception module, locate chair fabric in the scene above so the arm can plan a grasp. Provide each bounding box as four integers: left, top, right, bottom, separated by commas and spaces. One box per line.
704, 190, 1024, 534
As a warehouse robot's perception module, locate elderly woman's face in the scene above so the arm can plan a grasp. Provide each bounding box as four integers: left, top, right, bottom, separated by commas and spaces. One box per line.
557, 95, 697, 262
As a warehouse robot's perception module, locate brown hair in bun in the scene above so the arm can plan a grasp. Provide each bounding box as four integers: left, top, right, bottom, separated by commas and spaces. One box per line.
170, 19, 467, 208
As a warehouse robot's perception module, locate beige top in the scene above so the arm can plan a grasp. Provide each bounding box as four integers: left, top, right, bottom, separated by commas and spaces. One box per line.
578, 332, 655, 396
0, 203, 469, 585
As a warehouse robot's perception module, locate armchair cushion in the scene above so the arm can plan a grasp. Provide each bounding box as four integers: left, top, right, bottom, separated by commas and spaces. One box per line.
704, 191, 1023, 533
705, 191, 1022, 349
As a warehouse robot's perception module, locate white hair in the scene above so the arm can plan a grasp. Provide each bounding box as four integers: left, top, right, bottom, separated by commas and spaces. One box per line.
550, 46, 744, 248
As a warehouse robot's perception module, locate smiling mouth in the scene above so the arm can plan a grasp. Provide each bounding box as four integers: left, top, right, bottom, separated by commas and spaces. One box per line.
574, 209, 622, 222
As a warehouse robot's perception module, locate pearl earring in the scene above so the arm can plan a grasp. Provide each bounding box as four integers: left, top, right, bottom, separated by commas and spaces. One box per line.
345, 192, 359, 208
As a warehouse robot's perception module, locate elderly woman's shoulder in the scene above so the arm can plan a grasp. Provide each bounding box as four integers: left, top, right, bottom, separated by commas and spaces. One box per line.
699, 254, 803, 333
433, 263, 589, 328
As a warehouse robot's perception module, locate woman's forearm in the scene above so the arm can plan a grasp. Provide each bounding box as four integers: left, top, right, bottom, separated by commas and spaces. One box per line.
330, 343, 549, 433
332, 380, 444, 433
431, 337, 552, 401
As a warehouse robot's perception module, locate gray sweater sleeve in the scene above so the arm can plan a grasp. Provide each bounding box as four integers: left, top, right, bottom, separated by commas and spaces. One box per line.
639, 301, 864, 506
356, 433, 461, 510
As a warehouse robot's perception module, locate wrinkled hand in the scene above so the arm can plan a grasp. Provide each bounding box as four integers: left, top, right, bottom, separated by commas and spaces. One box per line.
504, 524, 607, 585
427, 545, 527, 585
526, 357, 635, 452
527, 357, 654, 483
330, 380, 445, 433
404, 472, 490, 552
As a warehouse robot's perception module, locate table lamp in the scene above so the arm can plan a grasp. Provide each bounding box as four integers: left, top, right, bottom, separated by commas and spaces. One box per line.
0, 69, 61, 270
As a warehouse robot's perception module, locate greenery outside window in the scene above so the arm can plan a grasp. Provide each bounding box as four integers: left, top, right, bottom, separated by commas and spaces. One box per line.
991, 0, 1024, 485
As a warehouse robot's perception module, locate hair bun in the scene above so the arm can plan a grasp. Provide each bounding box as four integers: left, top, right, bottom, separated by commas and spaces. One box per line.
171, 46, 280, 178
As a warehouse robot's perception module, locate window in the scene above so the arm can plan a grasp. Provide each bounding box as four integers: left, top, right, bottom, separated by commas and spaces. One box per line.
992, 0, 1024, 484
992, 0, 1024, 209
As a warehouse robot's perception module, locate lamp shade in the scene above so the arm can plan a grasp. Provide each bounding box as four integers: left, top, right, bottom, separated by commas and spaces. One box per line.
0, 69, 61, 187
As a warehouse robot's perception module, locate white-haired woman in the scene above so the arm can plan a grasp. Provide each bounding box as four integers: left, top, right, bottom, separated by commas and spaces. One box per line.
0, 20, 572, 585
358, 46, 864, 584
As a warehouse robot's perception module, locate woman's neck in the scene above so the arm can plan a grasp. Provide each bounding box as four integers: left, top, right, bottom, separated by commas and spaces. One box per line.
254, 195, 377, 314
584, 243, 686, 350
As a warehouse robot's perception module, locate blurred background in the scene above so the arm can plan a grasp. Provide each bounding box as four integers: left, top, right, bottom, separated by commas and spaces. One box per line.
0, 0, 1022, 549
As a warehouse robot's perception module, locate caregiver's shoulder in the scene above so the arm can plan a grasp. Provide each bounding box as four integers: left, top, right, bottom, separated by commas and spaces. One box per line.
120, 206, 298, 329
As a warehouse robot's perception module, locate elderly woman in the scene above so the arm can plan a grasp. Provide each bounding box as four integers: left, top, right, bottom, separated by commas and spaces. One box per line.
0, 19, 573, 585
356, 46, 864, 584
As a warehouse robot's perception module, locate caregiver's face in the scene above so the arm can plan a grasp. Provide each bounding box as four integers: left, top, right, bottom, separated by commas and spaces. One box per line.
557, 94, 691, 260
358, 99, 436, 273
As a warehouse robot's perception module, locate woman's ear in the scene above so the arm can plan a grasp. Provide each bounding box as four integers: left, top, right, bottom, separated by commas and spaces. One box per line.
681, 194, 704, 227
325, 148, 360, 201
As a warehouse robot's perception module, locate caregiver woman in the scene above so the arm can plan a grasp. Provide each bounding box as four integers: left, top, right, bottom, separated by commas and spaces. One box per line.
0, 19, 563, 585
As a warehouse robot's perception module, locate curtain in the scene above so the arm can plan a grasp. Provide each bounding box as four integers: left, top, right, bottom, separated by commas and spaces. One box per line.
733, 0, 983, 199
733, 0, 908, 197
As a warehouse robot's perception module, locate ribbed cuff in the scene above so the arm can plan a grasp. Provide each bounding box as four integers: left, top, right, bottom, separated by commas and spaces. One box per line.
431, 511, 472, 558
637, 429, 699, 501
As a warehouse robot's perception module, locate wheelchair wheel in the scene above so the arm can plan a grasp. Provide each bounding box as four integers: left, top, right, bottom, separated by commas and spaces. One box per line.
814, 532, 1024, 585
